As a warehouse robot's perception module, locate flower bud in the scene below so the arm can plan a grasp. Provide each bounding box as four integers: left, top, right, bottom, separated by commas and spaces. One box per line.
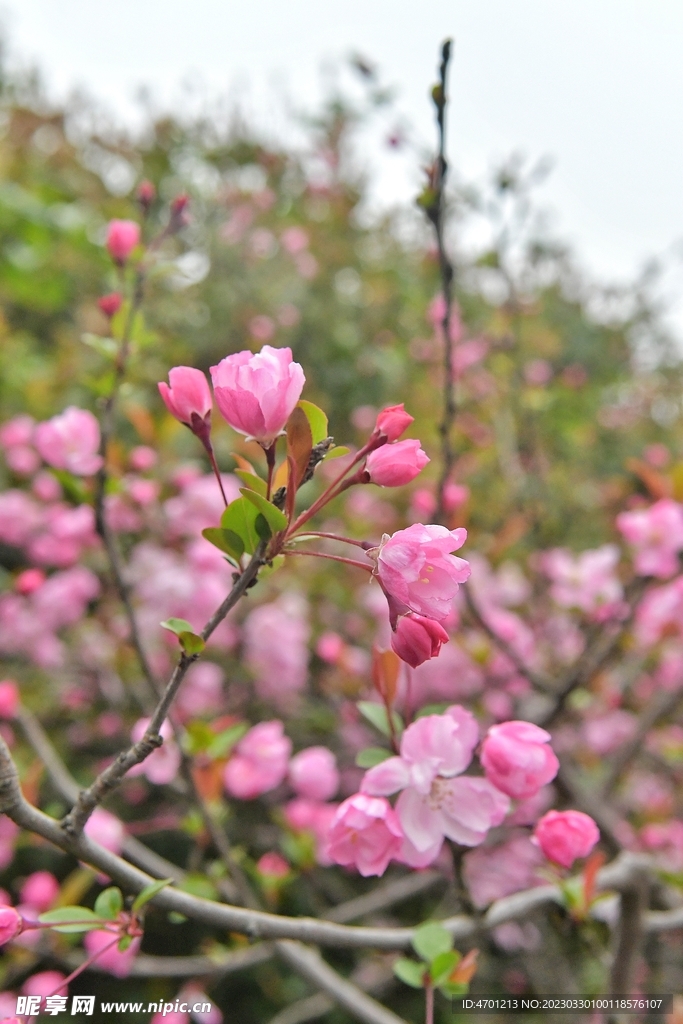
288, 747, 339, 801
375, 403, 414, 442
533, 809, 599, 869
136, 179, 156, 211
169, 193, 190, 232
158, 367, 213, 448
365, 439, 429, 487
105, 220, 141, 265
391, 613, 449, 667
481, 721, 559, 800
0, 905, 23, 946
97, 292, 122, 318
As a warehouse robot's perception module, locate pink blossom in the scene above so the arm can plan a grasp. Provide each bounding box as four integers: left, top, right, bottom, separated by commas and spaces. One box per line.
249, 315, 275, 341
372, 524, 470, 624
533, 809, 600, 868
582, 711, 637, 755
541, 545, 623, 615
0, 817, 18, 871
0, 681, 18, 719
411, 642, 484, 704
5, 445, 39, 475
616, 498, 683, 578
129, 446, 157, 471
244, 595, 309, 705
98, 292, 122, 318
328, 794, 403, 877
0, 906, 22, 945
83, 929, 140, 977
288, 747, 339, 801
281, 227, 309, 253
210, 345, 305, 446
158, 367, 212, 441
480, 721, 559, 800
463, 831, 545, 907
15, 569, 45, 595
365, 440, 429, 487
283, 798, 339, 865
0, 490, 43, 546
362, 707, 508, 864
20, 872, 59, 913
22, 971, 67, 997
35, 407, 103, 476
32, 471, 61, 501
256, 852, 290, 878
316, 631, 345, 663
0, 415, 34, 448
84, 808, 125, 855
105, 219, 141, 264
224, 721, 291, 799
176, 662, 224, 719
523, 359, 552, 386
391, 613, 449, 668
128, 718, 181, 786
374, 404, 414, 442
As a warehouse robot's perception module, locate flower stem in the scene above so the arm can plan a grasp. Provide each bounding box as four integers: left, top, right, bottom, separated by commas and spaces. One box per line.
425, 980, 435, 1024
47, 933, 122, 995
295, 531, 370, 548
264, 442, 277, 500
283, 549, 373, 572
207, 446, 229, 507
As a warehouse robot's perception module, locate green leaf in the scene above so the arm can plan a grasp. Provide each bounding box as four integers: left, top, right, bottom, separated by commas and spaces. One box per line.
38, 906, 103, 933
324, 445, 350, 460
297, 400, 328, 444
81, 332, 118, 359
355, 747, 392, 768
131, 878, 173, 913
207, 722, 249, 759
393, 958, 426, 989
179, 874, 219, 900
221, 496, 264, 554
415, 703, 451, 718
179, 631, 205, 655
94, 887, 123, 920
240, 488, 288, 534
430, 950, 460, 985
118, 934, 133, 952
357, 701, 404, 740
412, 922, 453, 962
161, 618, 195, 637
168, 911, 188, 924
234, 470, 267, 496
439, 981, 469, 997
202, 527, 243, 563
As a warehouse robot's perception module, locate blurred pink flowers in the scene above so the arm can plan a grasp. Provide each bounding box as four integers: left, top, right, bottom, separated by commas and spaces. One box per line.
617, 498, 683, 578
35, 408, 103, 476
288, 747, 339, 801
210, 345, 304, 446
223, 721, 291, 800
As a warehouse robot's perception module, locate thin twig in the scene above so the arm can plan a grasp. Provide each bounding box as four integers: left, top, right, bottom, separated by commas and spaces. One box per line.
600, 683, 683, 797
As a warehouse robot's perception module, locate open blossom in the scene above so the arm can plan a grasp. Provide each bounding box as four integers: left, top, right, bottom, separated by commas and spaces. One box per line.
541, 545, 623, 616
362, 707, 509, 867
533, 809, 600, 868
365, 440, 429, 487
480, 721, 559, 800
158, 367, 213, 443
391, 613, 449, 668
463, 831, 545, 908
616, 498, 683, 578
0, 906, 22, 945
288, 747, 339, 801
328, 794, 403, 877
224, 721, 292, 800
35, 408, 103, 476
210, 345, 304, 446
105, 219, 140, 264
372, 524, 470, 624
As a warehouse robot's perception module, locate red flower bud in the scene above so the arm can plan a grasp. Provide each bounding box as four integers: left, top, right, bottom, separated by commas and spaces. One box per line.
136, 179, 156, 210
391, 613, 449, 667
97, 292, 122, 318
375, 403, 414, 442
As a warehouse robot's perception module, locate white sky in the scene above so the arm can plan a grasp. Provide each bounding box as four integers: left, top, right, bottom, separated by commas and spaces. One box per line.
3, 0, 683, 334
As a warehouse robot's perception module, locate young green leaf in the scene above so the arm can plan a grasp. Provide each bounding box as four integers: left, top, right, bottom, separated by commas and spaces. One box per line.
357, 701, 404, 740
324, 445, 351, 460
206, 722, 249, 759
94, 887, 123, 920
296, 400, 329, 445
430, 950, 460, 985
393, 958, 427, 989
38, 906, 103, 933
240, 488, 288, 533
178, 631, 205, 655
160, 618, 195, 637
411, 921, 453, 962
131, 878, 174, 913
234, 470, 267, 496
118, 934, 133, 952
221, 496, 265, 554
201, 527, 243, 563
355, 747, 392, 768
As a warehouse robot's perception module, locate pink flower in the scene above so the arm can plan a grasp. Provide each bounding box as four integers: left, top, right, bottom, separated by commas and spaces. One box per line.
224, 721, 292, 800
365, 440, 429, 487
288, 747, 339, 801
84, 808, 125, 855
463, 832, 545, 908
372, 524, 470, 624
328, 794, 403, 877
20, 872, 59, 913
83, 929, 140, 977
128, 718, 181, 786
541, 545, 623, 615
0, 905, 22, 945
105, 219, 140, 264
362, 707, 509, 864
35, 407, 103, 476
391, 614, 449, 668
533, 809, 600, 868
256, 852, 290, 878
374, 404, 414, 442
158, 368, 212, 444
244, 595, 309, 706
0, 680, 18, 719
616, 499, 683, 578
480, 721, 559, 800
210, 345, 305, 446
98, 292, 122, 318
22, 971, 67, 997
283, 798, 339, 865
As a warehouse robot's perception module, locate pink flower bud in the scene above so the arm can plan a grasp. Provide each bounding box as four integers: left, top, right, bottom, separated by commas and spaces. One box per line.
97, 292, 122, 318
365, 439, 429, 487
83, 807, 125, 856
481, 721, 559, 800
15, 569, 45, 595
256, 852, 290, 878
20, 872, 59, 913
22, 970, 67, 997
328, 793, 403, 877
374, 404, 414, 442
288, 747, 339, 801
158, 367, 213, 446
34, 407, 103, 477
210, 346, 305, 447
0, 680, 19, 719
83, 929, 140, 977
533, 809, 600, 869
391, 613, 449, 667
170, 194, 190, 231
105, 220, 141, 264
372, 523, 470, 623
0, 906, 22, 945
137, 179, 156, 209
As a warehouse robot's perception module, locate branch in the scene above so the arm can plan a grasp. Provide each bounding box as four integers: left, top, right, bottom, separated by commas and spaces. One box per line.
610, 871, 649, 997
463, 587, 551, 693
600, 682, 683, 797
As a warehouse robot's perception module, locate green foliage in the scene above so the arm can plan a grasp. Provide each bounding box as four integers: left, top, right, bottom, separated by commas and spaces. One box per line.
357, 701, 404, 740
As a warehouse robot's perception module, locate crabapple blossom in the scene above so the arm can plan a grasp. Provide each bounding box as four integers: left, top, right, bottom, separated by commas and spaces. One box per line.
98, 292, 122, 318
391, 613, 449, 667
0, 681, 18, 719
128, 718, 181, 786
158, 367, 213, 445
533, 809, 600, 869
328, 794, 403, 877
463, 831, 544, 908
283, 799, 339, 865
0, 905, 22, 945
84, 808, 125, 855
22, 971, 67, 997
105, 219, 140, 264
371, 523, 470, 624
616, 498, 683, 578
34, 407, 103, 476
480, 721, 559, 800
243, 595, 309, 705
224, 721, 292, 799
365, 440, 429, 487
374, 403, 414, 442
288, 747, 339, 801
210, 345, 305, 446
84, 930, 140, 977
20, 872, 58, 913
541, 545, 623, 616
